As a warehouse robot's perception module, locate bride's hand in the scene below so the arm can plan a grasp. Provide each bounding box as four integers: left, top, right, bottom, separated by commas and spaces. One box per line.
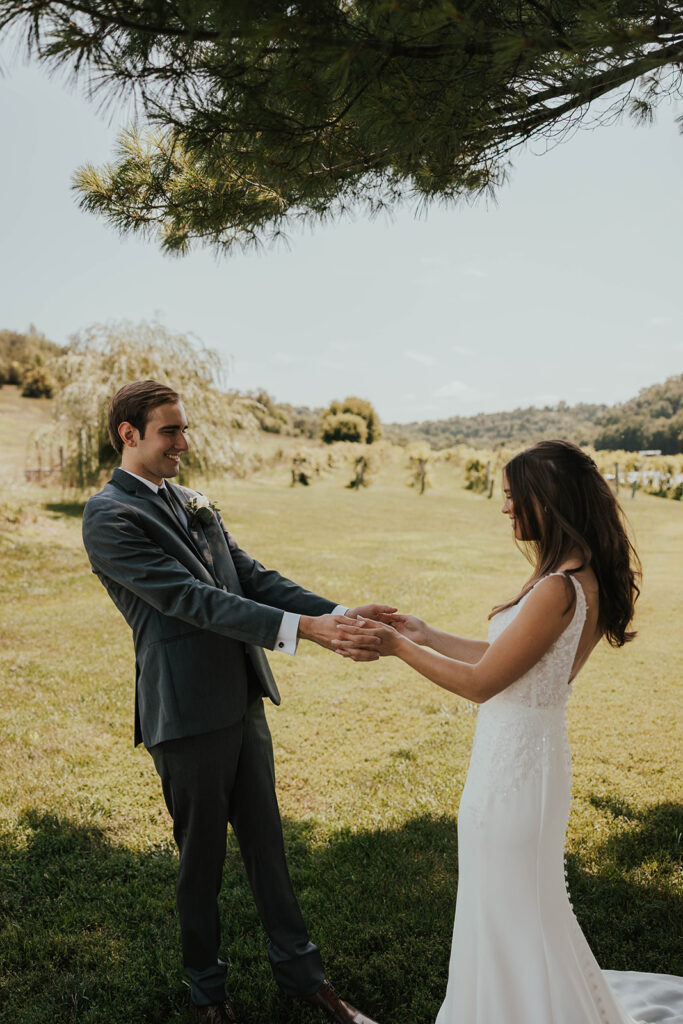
378, 612, 430, 646
335, 617, 403, 658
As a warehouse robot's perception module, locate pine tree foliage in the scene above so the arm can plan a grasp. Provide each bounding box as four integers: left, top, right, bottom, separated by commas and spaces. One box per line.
2, 0, 681, 253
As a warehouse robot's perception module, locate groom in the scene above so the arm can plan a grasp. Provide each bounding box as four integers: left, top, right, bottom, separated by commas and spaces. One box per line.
82, 379, 391, 1024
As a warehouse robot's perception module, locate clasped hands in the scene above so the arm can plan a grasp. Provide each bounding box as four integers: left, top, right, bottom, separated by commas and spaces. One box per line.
299, 605, 429, 662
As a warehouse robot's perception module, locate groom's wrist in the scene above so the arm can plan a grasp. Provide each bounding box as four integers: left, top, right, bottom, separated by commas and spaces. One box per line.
298, 615, 321, 643
297, 615, 313, 641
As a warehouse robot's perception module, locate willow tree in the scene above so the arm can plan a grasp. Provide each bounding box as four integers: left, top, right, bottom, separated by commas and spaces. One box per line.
50, 320, 258, 486
2, 1, 681, 254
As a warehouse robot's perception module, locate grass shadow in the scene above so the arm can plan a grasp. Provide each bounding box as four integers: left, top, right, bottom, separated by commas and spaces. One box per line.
566, 798, 682, 974
1, 804, 680, 1023
0, 810, 183, 1024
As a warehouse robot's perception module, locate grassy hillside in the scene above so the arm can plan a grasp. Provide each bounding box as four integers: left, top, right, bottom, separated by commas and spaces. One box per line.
0, 454, 681, 1024
0, 385, 54, 481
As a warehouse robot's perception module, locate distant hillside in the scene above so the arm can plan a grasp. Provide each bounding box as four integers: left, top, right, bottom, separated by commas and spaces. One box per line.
593, 374, 682, 454
382, 401, 607, 450
381, 375, 683, 453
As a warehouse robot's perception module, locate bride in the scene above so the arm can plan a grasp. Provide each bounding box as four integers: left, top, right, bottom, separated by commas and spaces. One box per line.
337, 440, 682, 1024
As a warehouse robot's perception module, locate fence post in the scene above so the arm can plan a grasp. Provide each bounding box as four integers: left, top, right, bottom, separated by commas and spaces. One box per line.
614, 462, 619, 493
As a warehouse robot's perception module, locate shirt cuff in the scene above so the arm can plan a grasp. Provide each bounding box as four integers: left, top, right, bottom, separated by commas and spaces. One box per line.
274, 606, 348, 656
274, 611, 300, 655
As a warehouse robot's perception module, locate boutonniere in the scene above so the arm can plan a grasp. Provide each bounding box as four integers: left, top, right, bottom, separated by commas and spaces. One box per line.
184, 493, 220, 526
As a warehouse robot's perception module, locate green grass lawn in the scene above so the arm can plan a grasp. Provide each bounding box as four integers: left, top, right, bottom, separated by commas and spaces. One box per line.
0, 451, 681, 1024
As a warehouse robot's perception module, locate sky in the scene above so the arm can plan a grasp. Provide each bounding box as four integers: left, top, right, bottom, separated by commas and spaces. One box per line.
1, 47, 681, 424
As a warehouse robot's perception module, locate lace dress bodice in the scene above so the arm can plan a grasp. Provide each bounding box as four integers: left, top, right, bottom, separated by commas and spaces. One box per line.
463, 572, 586, 820
486, 571, 586, 709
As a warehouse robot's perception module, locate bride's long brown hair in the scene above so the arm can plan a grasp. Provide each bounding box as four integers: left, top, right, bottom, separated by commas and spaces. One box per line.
490, 440, 641, 646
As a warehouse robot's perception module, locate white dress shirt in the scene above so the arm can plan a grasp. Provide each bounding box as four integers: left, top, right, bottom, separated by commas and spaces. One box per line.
119, 469, 347, 655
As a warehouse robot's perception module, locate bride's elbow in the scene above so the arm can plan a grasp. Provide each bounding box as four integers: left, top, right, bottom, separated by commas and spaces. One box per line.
453, 665, 491, 704
468, 672, 498, 704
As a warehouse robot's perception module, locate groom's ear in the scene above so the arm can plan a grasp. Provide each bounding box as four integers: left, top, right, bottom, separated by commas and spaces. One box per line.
118, 421, 139, 448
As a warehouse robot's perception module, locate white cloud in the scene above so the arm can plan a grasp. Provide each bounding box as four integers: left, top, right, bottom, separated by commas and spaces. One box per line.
452, 344, 475, 356
433, 379, 469, 398
651, 316, 673, 326
405, 350, 437, 366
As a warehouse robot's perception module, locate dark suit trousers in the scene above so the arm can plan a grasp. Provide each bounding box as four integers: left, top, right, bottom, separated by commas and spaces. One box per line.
149, 685, 325, 1007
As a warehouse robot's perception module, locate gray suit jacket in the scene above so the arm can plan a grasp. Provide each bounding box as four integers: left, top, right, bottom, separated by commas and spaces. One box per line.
82, 468, 336, 747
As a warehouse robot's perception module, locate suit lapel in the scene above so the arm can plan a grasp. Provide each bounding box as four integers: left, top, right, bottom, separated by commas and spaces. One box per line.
111, 469, 212, 574
149, 488, 207, 565
166, 479, 242, 595
200, 517, 244, 594
166, 482, 221, 583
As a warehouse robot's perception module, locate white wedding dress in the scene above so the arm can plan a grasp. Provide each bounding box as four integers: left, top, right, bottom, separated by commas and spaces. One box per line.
436, 573, 683, 1024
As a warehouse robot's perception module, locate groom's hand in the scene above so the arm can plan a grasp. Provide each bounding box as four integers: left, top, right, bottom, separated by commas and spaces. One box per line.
298, 613, 380, 661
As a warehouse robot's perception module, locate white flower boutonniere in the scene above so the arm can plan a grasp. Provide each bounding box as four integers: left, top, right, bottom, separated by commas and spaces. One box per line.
184, 493, 220, 526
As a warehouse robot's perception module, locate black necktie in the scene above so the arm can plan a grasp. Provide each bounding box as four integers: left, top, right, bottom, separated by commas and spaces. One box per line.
158, 485, 183, 525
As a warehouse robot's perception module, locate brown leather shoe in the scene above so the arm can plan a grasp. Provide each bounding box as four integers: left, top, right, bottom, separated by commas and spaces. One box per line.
303, 979, 380, 1024
192, 999, 240, 1024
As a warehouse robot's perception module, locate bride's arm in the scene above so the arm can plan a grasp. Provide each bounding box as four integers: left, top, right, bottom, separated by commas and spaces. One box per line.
423, 626, 489, 663
380, 613, 489, 664
337, 575, 576, 704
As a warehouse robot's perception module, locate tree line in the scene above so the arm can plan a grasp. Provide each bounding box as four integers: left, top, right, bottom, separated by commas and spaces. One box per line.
382, 377, 683, 455
224, 378, 683, 455
6, 321, 682, 475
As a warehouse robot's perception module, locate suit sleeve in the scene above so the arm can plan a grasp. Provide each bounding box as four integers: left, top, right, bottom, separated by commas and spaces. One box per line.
218, 516, 338, 617
83, 499, 284, 649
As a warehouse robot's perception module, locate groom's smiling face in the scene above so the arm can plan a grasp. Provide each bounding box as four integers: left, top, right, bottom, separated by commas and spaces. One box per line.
119, 401, 189, 485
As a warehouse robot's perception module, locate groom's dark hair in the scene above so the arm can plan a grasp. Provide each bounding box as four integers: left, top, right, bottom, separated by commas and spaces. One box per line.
108, 379, 180, 453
